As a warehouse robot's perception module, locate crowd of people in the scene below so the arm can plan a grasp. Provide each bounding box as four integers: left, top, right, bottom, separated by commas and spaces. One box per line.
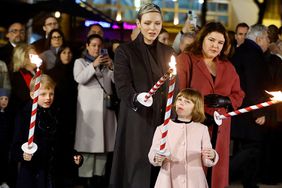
0, 2, 282, 188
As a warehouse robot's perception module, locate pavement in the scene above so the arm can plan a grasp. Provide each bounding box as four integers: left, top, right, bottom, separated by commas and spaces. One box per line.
228, 182, 282, 188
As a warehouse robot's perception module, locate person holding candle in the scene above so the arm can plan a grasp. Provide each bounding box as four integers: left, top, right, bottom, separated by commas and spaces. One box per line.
6, 43, 39, 188
11, 74, 83, 188
110, 3, 174, 188
148, 88, 218, 188
176, 22, 244, 188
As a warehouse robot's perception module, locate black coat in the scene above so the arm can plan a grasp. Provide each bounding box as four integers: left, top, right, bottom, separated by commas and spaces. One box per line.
46, 59, 77, 136
230, 39, 269, 141
0, 110, 13, 182
46, 60, 79, 183
0, 42, 14, 67
110, 33, 174, 188
11, 102, 58, 188
0, 42, 14, 70
10, 69, 34, 113
264, 52, 282, 91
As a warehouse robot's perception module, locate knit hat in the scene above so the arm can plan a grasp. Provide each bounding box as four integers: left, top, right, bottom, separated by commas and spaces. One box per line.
0, 88, 10, 97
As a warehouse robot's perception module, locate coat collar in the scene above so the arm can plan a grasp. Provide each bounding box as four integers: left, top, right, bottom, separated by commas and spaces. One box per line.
132, 33, 167, 84
192, 54, 225, 90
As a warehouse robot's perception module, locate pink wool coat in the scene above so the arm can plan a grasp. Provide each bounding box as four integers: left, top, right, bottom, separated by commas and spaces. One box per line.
176, 52, 244, 188
148, 120, 219, 188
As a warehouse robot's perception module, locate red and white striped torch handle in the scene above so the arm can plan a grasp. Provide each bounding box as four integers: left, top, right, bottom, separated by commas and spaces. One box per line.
160, 75, 176, 151
27, 69, 41, 149
144, 69, 173, 102
218, 100, 277, 120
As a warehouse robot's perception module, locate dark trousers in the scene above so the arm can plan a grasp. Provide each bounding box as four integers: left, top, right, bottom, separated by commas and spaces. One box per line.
230, 139, 261, 188
16, 162, 53, 188
0, 149, 9, 183
260, 126, 282, 184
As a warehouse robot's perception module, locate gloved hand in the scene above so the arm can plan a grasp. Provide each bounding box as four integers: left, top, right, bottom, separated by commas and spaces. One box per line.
204, 94, 231, 108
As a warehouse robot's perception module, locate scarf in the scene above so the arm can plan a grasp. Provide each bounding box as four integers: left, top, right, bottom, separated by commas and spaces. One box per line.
84, 52, 95, 63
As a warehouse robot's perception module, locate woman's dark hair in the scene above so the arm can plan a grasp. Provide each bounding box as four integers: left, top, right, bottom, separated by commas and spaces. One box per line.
225, 30, 236, 59
278, 26, 282, 35
46, 28, 65, 48
187, 22, 229, 60
160, 28, 168, 35
86, 34, 103, 45
268, 24, 279, 43
55, 45, 73, 64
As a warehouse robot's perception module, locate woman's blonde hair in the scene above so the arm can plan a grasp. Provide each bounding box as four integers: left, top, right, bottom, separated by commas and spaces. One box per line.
175, 88, 206, 123
30, 74, 56, 92
137, 3, 162, 21
12, 43, 35, 72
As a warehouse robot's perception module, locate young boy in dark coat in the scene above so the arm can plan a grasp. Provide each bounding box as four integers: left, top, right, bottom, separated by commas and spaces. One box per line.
11, 74, 83, 188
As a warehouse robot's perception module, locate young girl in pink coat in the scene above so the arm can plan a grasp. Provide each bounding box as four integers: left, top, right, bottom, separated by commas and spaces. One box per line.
148, 88, 219, 188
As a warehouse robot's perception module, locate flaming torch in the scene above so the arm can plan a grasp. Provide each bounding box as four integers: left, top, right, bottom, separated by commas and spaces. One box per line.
214, 91, 282, 126
137, 56, 176, 107
158, 56, 177, 156
21, 54, 42, 154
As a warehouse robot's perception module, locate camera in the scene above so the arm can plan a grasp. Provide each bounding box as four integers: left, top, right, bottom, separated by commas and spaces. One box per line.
100, 48, 108, 56
188, 10, 197, 27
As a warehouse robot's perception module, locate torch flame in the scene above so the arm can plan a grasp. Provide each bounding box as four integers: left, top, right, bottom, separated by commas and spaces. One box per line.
168, 55, 177, 75
29, 54, 42, 68
266, 90, 282, 101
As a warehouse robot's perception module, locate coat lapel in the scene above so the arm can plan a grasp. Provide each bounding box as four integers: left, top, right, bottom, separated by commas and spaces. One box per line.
133, 33, 154, 86
194, 57, 214, 88
214, 58, 224, 88
156, 42, 167, 75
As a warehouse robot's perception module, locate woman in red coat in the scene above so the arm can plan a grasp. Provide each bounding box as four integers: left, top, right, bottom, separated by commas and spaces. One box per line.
176, 22, 244, 188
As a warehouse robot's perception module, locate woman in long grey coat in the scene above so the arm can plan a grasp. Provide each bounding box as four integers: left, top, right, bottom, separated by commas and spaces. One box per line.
73, 34, 117, 186
109, 3, 174, 188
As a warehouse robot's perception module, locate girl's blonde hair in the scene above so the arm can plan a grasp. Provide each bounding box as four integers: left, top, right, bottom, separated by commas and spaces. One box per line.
30, 74, 56, 92
175, 88, 206, 123
12, 43, 36, 72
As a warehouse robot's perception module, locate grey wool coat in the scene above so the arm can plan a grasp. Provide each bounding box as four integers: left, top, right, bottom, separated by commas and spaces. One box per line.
73, 58, 117, 153
109, 33, 174, 188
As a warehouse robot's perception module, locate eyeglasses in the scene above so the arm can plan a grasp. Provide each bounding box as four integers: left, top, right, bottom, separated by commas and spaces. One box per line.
9, 29, 25, 34
45, 22, 58, 27
51, 36, 62, 40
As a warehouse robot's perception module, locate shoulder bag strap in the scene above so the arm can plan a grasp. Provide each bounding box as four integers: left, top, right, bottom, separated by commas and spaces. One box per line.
94, 75, 108, 95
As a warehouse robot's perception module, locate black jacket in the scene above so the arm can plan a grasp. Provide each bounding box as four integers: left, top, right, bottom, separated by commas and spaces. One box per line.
11, 102, 58, 188
110, 33, 174, 188
230, 39, 270, 141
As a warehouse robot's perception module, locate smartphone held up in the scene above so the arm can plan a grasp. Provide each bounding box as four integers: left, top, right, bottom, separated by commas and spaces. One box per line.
100, 48, 108, 56
188, 10, 197, 28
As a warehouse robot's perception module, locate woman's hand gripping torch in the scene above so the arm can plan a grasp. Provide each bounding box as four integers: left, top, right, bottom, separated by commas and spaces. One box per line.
213, 91, 282, 126
137, 56, 177, 107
